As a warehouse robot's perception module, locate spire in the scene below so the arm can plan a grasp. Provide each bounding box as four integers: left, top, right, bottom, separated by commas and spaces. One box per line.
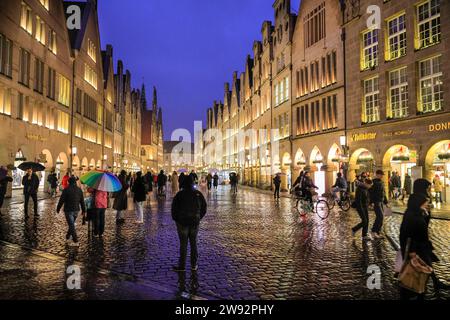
140, 83, 147, 110
152, 86, 157, 110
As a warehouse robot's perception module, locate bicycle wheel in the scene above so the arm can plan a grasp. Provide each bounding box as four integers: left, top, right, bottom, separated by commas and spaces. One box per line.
326, 194, 335, 210
315, 200, 329, 219
297, 200, 308, 216
340, 198, 351, 212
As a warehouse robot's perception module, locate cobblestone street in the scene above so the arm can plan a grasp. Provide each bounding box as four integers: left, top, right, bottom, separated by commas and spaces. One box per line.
0, 185, 448, 300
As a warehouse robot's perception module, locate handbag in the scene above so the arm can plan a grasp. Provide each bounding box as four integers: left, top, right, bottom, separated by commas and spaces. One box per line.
398, 238, 433, 294
383, 206, 393, 217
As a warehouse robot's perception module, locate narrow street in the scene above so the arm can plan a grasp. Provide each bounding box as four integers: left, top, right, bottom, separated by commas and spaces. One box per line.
1, 185, 448, 300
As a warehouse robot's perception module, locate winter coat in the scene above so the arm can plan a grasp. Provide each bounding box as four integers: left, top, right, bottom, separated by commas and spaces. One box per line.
88, 188, 108, 209
355, 183, 370, 210
213, 174, 219, 186
189, 172, 198, 184
302, 176, 317, 190
47, 174, 58, 189
433, 177, 443, 192
0, 176, 13, 195
273, 176, 281, 187
171, 173, 179, 193
132, 177, 147, 202
178, 173, 186, 187
404, 175, 412, 195
22, 173, 40, 195
157, 173, 167, 187
399, 194, 438, 265
113, 175, 129, 211
172, 188, 207, 227
61, 175, 70, 189
369, 178, 387, 204
57, 184, 86, 213
206, 174, 212, 182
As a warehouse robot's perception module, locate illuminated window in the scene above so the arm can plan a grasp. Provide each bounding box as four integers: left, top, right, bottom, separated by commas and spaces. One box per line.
34, 58, 44, 93
35, 16, 46, 45
47, 67, 56, 99
0, 33, 13, 77
416, 0, 440, 49
275, 83, 279, 106
389, 67, 408, 119
386, 13, 406, 60
20, 2, 33, 35
87, 39, 96, 63
39, 0, 49, 10
58, 74, 70, 107
84, 63, 97, 89
363, 76, 380, 123
19, 48, 31, 86
45, 106, 53, 129
48, 29, 57, 54
361, 29, 378, 70
75, 122, 81, 137
0, 86, 12, 115
285, 77, 289, 101
57, 110, 69, 134
419, 55, 442, 113
97, 104, 102, 125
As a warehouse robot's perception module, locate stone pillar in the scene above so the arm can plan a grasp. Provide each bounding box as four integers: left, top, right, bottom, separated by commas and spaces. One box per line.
323, 164, 335, 194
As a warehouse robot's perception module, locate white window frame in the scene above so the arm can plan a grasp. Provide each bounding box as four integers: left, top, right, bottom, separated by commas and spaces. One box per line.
363, 76, 380, 123
387, 13, 406, 60
361, 29, 378, 70
417, 0, 441, 49
419, 55, 442, 113
389, 67, 408, 119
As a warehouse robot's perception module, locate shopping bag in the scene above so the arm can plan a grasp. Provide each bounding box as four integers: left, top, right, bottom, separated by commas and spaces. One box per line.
127, 196, 135, 211
383, 206, 393, 217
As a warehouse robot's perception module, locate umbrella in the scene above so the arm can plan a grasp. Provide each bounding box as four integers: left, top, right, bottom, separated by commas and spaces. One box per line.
177, 168, 188, 173
275, 172, 287, 176
80, 170, 122, 192
18, 162, 45, 172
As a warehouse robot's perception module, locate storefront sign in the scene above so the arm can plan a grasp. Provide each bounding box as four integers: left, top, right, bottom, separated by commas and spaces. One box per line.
351, 132, 377, 142
383, 130, 413, 137
25, 133, 47, 142
428, 122, 450, 132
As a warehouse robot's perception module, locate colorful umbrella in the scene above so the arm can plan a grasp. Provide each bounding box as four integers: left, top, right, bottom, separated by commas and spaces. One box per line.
18, 162, 45, 172
177, 168, 188, 173
80, 170, 122, 192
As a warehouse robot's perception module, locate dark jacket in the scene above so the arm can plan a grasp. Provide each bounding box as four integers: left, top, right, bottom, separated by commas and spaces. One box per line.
370, 178, 387, 204
399, 195, 438, 265
22, 173, 40, 195
172, 188, 207, 227
213, 174, 219, 185
178, 173, 186, 187
47, 174, 58, 188
302, 176, 317, 189
56, 185, 86, 213
157, 173, 167, 187
273, 176, 281, 186
189, 172, 198, 184
113, 174, 129, 210
0, 176, 13, 195
355, 184, 370, 210
404, 175, 412, 194
132, 176, 147, 202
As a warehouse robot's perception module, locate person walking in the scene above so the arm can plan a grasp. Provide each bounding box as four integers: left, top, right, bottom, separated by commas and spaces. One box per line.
113, 170, 128, 223
132, 172, 146, 224
157, 170, 167, 196
171, 176, 207, 272
87, 187, 108, 237
22, 168, 40, 216
171, 171, 179, 194
229, 172, 238, 194
369, 170, 388, 239
61, 171, 70, 190
273, 174, 281, 199
351, 178, 373, 241
213, 173, 219, 190
0, 166, 13, 209
189, 170, 199, 186
47, 171, 58, 198
56, 177, 86, 247
432, 174, 443, 203
401, 173, 412, 202
178, 172, 186, 190
206, 173, 212, 191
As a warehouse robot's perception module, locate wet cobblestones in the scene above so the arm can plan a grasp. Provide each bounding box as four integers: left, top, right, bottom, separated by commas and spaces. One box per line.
0, 186, 448, 299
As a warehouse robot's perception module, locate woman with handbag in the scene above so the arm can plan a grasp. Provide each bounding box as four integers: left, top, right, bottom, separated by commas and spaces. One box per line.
399, 193, 438, 299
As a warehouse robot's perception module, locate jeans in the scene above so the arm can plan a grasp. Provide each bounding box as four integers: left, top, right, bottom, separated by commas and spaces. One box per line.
207, 182, 212, 190
352, 206, 369, 237
24, 193, 38, 215
135, 201, 143, 222
116, 210, 123, 221
176, 223, 199, 269
435, 191, 442, 203
274, 185, 280, 198
65, 211, 79, 242
94, 208, 106, 236
372, 202, 384, 233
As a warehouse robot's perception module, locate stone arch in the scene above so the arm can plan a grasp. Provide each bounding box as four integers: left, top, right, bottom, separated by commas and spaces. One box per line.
72, 155, 80, 170
81, 157, 88, 170
39, 149, 53, 168
89, 158, 96, 170
96, 160, 102, 170
327, 143, 342, 166
424, 139, 450, 183
310, 146, 323, 166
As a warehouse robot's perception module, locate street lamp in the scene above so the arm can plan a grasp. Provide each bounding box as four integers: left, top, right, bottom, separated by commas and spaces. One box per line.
339, 135, 347, 148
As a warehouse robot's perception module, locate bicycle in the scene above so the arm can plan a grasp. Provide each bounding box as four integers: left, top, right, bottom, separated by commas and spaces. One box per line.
325, 189, 351, 212
292, 189, 329, 219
